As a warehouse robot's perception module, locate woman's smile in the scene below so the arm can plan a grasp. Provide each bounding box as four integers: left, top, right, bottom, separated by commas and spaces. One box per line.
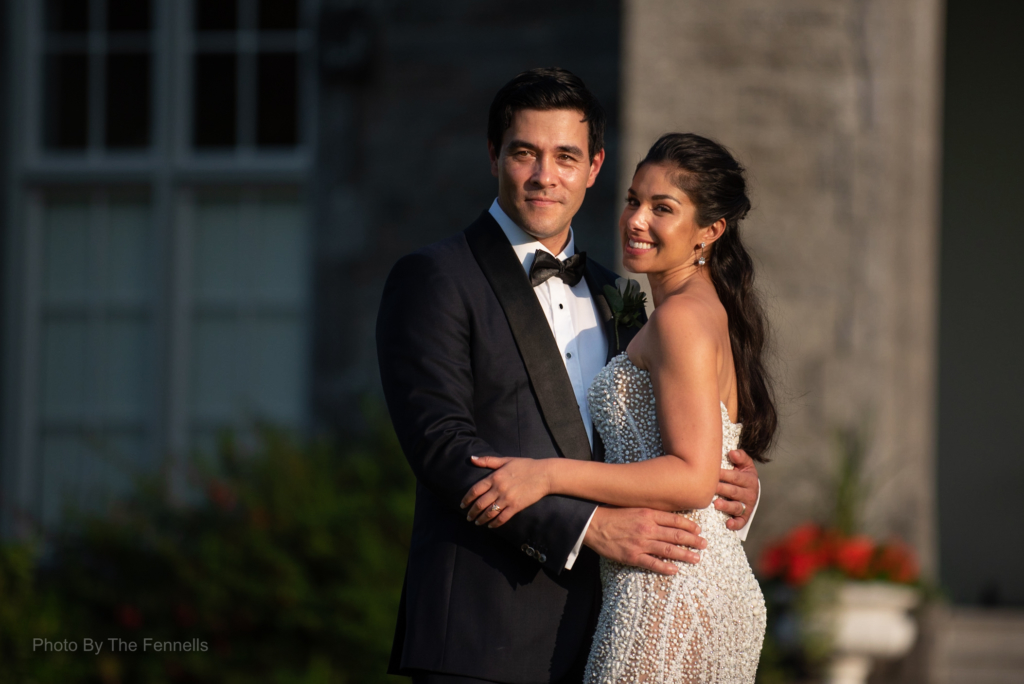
624, 238, 656, 256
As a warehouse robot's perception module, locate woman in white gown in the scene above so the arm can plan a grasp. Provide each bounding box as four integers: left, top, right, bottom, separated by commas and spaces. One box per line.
462, 133, 777, 683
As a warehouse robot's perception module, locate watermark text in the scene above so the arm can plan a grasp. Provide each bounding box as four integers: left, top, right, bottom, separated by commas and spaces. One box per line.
33, 637, 208, 654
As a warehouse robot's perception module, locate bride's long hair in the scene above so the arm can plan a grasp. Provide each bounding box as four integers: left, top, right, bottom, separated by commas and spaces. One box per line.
639, 133, 777, 461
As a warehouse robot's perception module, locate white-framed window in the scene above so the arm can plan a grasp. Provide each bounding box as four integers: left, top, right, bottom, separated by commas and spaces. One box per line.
180, 189, 308, 452
41, 0, 154, 152
3, 0, 317, 532
189, 0, 306, 150
33, 190, 157, 524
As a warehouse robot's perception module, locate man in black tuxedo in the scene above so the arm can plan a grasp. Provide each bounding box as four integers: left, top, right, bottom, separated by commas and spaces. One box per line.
377, 68, 762, 684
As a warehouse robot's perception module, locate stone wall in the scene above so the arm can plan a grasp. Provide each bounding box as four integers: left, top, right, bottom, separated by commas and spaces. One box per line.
620, 0, 945, 573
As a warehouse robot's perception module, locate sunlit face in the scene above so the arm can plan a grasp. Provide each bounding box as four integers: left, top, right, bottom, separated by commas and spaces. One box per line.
620, 163, 705, 274
490, 108, 605, 244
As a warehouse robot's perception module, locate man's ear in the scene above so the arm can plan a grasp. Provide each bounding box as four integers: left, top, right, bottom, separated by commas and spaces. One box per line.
488, 141, 500, 178
586, 148, 607, 188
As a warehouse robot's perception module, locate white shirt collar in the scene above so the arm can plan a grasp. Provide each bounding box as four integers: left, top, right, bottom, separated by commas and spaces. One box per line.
488, 198, 575, 274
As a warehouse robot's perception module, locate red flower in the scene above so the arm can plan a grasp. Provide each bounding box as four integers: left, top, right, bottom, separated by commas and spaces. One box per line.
758, 545, 788, 579
785, 523, 822, 553
873, 540, 919, 584
834, 535, 875, 579
759, 523, 831, 586
786, 551, 822, 586
761, 522, 918, 587
117, 604, 143, 629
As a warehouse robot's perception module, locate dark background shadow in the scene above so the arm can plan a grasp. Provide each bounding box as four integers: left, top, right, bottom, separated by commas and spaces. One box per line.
937, 0, 1024, 607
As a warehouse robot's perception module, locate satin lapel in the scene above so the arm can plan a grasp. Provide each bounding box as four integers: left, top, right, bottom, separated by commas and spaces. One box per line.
465, 213, 593, 462
583, 266, 618, 364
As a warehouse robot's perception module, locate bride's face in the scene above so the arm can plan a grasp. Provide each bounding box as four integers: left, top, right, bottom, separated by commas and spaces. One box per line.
619, 163, 703, 275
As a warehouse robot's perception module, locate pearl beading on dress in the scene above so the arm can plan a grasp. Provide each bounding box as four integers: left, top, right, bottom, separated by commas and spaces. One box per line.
583, 353, 766, 684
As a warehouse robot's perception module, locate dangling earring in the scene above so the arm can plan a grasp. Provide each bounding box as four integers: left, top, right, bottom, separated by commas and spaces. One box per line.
697, 242, 706, 267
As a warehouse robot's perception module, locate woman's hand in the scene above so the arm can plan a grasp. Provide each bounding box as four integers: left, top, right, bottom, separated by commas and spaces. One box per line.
460, 456, 553, 528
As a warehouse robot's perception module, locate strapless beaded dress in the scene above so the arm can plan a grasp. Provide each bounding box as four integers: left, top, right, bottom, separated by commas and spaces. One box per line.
584, 353, 766, 684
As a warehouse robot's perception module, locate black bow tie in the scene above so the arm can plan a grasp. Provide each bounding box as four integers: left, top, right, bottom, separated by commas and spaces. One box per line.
529, 250, 587, 288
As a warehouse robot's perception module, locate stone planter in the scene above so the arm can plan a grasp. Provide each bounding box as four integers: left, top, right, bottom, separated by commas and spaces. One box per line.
823, 581, 920, 684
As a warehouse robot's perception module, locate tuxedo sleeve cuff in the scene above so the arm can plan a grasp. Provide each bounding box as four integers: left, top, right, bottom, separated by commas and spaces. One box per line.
735, 486, 761, 542
564, 507, 597, 570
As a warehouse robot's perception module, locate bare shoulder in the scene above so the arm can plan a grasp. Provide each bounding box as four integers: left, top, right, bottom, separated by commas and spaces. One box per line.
651, 291, 720, 338
641, 293, 719, 367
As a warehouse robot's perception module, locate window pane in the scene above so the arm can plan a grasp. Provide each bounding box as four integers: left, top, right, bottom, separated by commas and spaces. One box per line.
37, 197, 155, 525
258, 0, 298, 30
193, 53, 237, 148
100, 315, 151, 418
40, 317, 89, 419
190, 315, 237, 417
46, 0, 89, 33
105, 201, 151, 298
43, 53, 89, 149
107, 0, 151, 32
39, 435, 86, 526
44, 197, 152, 301
251, 315, 303, 422
256, 52, 298, 147
39, 197, 155, 417
106, 53, 151, 148
190, 314, 305, 424
190, 195, 306, 432
193, 200, 239, 298
253, 199, 304, 302
195, 0, 237, 31
43, 200, 90, 301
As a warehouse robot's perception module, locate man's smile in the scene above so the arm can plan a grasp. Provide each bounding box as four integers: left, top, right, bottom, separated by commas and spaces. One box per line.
525, 197, 561, 206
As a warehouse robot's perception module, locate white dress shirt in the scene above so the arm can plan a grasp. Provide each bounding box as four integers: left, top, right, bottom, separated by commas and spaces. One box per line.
488, 199, 758, 570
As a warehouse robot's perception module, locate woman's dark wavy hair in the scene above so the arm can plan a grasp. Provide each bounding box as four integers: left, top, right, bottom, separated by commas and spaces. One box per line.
639, 133, 777, 461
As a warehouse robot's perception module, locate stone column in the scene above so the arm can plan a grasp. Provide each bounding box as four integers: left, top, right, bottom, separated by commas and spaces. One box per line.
620, 0, 944, 574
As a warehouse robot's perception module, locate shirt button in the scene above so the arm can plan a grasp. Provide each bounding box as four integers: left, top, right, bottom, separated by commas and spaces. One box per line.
559, 304, 564, 309
566, 352, 572, 359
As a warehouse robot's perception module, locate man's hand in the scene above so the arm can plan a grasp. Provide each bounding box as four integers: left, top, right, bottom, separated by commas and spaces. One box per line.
713, 449, 759, 531
583, 507, 706, 575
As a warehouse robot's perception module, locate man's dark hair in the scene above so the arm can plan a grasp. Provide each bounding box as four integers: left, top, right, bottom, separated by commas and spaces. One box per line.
488, 67, 605, 160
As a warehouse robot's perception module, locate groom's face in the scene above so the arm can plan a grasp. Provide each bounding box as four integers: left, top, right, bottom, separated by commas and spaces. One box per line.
489, 108, 605, 247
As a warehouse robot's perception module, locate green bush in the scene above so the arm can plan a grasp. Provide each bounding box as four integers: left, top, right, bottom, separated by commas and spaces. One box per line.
4, 413, 415, 684
1, 542, 92, 683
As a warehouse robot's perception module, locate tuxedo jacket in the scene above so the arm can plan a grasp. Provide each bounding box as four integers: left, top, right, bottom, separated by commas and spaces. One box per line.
377, 211, 642, 683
